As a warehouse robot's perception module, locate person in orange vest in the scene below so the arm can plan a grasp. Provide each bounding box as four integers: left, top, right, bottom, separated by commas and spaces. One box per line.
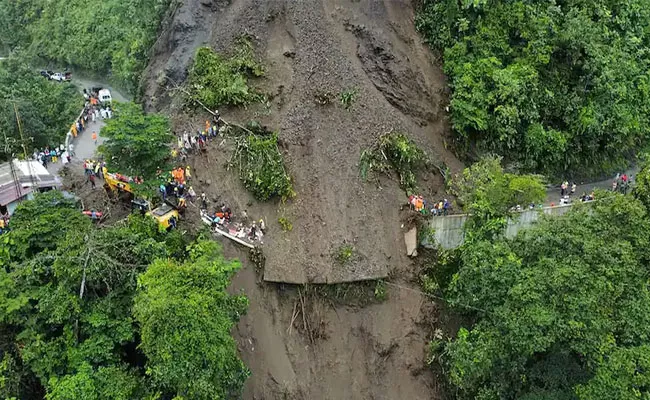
92, 131, 98, 145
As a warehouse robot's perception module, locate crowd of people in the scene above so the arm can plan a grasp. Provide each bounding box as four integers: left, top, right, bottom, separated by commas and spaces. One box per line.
408, 194, 451, 216
612, 173, 633, 194
172, 111, 222, 161
82, 159, 108, 190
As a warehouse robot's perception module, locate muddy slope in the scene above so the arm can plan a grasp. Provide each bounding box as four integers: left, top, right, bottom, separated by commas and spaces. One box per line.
142, 0, 461, 285
142, 0, 459, 398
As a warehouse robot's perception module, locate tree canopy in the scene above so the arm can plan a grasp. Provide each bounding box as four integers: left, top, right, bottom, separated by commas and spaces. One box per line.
0, 192, 248, 399
98, 102, 173, 180
429, 193, 650, 399
450, 156, 546, 238
134, 239, 249, 399
417, 0, 650, 177
0, 0, 170, 91
0, 57, 83, 160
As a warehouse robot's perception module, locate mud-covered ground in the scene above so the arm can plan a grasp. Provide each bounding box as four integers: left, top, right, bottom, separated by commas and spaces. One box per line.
142, 0, 462, 398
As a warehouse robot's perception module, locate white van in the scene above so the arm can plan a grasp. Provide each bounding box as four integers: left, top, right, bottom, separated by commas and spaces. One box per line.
98, 89, 112, 103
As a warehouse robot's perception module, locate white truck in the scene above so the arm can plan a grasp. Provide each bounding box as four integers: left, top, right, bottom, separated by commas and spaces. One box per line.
98, 89, 112, 103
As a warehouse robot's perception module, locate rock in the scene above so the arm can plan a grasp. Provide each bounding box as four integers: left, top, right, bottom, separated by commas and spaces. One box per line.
404, 227, 418, 257
206, 179, 212, 185
283, 49, 296, 58
199, 0, 212, 6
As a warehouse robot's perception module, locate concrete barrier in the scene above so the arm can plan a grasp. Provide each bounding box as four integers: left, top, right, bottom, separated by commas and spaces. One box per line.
426, 203, 577, 249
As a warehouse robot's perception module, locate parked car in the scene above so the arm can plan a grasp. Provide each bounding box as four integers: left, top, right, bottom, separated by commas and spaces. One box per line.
50, 72, 72, 82
40, 70, 54, 79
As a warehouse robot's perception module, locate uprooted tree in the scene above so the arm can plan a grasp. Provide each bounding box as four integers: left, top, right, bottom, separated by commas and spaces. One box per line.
188, 39, 265, 109
360, 132, 427, 194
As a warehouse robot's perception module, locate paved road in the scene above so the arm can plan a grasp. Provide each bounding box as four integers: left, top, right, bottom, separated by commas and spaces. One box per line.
544, 167, 639, 205
46, 77, 130, 175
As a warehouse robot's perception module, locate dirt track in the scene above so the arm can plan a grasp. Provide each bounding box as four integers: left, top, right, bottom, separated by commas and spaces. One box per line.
142, 0, 459, 398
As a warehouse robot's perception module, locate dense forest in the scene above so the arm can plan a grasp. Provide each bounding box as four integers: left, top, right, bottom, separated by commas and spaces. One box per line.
0, 0, 170, 91
0, 192, 248, 399
422, 159, 650, 399
417, 0, 650, 177
0, 58, 82, 159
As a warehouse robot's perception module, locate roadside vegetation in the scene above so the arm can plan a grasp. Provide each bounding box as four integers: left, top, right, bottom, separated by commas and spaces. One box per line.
416, 0, 650, 177
0, 57, 83, 160
0, 192, 248, 399
0, 0, 171, 91
422, 158, 650, 399
99, 102, 173, 180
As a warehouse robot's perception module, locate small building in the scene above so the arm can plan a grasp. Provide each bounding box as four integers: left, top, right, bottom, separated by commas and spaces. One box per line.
0, 159, 62, 216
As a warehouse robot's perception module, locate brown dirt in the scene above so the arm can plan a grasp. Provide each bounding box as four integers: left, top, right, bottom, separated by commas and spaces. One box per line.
141, 0, 462, 398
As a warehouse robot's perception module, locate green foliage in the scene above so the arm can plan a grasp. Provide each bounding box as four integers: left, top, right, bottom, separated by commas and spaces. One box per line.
416, 0, 650, 177
46, 364, 145, 400
633, 162, 650, 209
98, 102, 173, 180
134, 238, 249, 400
0, 0, 171, 91
7, 191, 88, 261
188, 40, 264, 109
278, 217, 293, 232
360, 132, 426, 193
575, 346, 650, 400
0, 57, 83, 160
373, 280, 387, 301
451, 156, 545, 238
0, 193, 245, 399
435, 194, 650, 399
232, 130, 294, 201
334, 243, 354, 265
339, 87, 358, 110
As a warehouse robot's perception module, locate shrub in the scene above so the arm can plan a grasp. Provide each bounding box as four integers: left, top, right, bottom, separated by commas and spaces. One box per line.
278, 217, 293, 232
339, 88, 358, 110
233, 132, 293, 201
188, 40, 264, 109
334, 244, 354, 265
360, 133, 426, 193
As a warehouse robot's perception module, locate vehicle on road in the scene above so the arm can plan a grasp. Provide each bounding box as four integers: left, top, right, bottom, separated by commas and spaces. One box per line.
98, 89, 112, 103
50, 72, 72, 82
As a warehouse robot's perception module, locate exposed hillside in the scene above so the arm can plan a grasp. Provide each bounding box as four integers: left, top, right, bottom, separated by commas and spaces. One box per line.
141, 0, 461, 398
142, 0, 462, 284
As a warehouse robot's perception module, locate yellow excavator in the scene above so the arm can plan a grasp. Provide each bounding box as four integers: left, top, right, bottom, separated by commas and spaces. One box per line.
131, 199, 179, 230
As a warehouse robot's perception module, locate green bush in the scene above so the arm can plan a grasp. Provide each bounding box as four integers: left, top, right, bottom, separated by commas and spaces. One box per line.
339, 88, 358, 110
416, 0, 650, 177
235, 133, 293, 201
188, 40, 264, 109
278, 217, 293, 232
334, 244, 354, 265
360, 133, 426, 193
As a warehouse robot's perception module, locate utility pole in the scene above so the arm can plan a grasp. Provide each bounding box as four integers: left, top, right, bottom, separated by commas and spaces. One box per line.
0, 101, 37, 204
